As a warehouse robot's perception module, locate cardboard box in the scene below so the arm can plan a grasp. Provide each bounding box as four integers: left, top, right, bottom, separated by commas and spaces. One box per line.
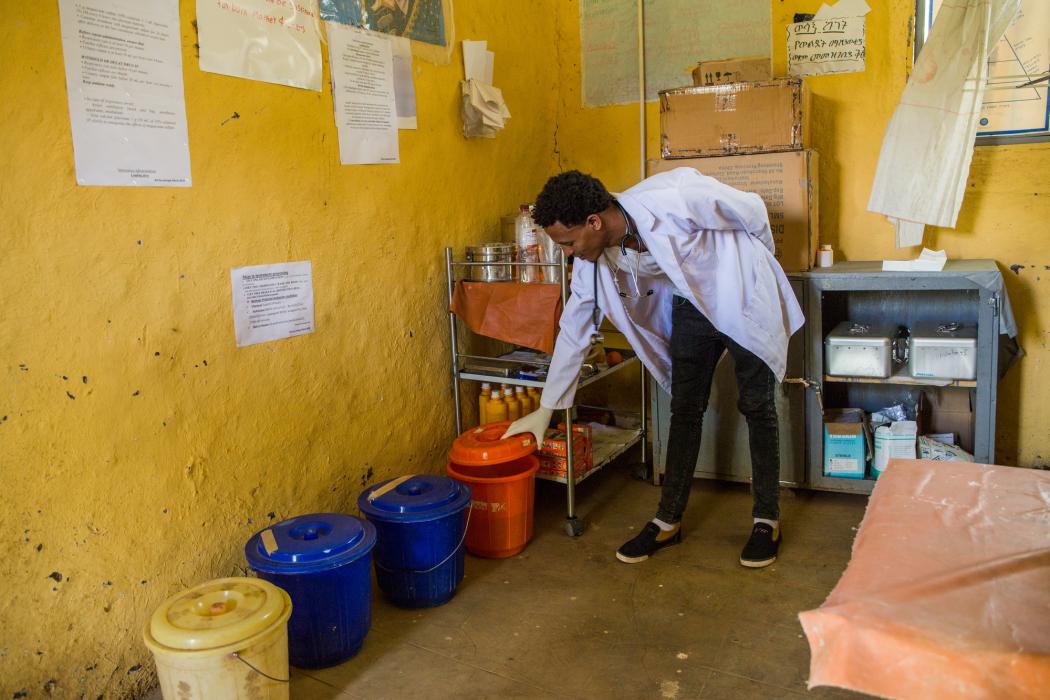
921, 390, 975, 454
823, 408, 871, 479
538, 453, 591, 478
540, 424, 591, 458
647, 150, 820, 272
692, 56, 772, 86
538, 426, 591, 477
659, 79, 808, 158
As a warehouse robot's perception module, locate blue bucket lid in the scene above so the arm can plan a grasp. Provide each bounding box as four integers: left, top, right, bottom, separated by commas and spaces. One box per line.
245, 513, 376, 574
357, 475, 471, 523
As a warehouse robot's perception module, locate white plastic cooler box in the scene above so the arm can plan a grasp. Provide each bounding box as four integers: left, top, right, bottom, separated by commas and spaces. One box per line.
824, 322, 896, 379
908, 322, 977, 381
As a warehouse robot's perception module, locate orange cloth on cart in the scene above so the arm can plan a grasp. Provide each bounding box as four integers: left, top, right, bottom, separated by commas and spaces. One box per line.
451, 281, 562, 354
799, 459, 1050, 700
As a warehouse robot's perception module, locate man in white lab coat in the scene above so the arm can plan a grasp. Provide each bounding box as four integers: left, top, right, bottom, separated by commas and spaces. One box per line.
504, 168, 804, 567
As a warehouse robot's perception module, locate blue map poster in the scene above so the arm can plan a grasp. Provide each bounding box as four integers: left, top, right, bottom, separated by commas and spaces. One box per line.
321, 0, 446, 47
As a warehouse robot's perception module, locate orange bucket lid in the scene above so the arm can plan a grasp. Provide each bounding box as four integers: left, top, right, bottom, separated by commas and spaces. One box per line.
450, 422, 537, 466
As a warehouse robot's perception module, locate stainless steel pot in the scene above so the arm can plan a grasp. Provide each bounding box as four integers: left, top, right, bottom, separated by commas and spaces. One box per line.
465, 242, 517, 282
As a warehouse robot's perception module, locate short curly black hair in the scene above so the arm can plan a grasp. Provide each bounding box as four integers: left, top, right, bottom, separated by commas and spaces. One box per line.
533, 170, 613, 228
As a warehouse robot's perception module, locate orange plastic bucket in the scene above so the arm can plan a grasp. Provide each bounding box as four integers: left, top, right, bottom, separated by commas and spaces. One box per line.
446, 455, 539, 558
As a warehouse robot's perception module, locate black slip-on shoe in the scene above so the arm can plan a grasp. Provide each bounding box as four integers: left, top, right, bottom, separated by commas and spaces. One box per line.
739, 523, 781, 568
615, 522, 682, 564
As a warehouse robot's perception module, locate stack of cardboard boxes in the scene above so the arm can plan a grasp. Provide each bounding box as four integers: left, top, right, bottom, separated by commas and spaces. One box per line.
649, 57, 819, 274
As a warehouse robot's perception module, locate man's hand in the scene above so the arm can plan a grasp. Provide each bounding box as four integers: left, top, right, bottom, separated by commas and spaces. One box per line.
501, 406, 554, 447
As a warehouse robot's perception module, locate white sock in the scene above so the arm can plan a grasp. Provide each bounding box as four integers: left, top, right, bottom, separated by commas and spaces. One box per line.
652, 518, 678, 532
754, 518, 779, 530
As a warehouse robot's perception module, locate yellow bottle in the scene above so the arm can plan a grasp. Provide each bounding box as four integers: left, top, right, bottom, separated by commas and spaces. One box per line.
515, 386, 531, 415
504, 387, 520, 421
479, 382, 491, 425
487, 389, 508, 423
527, 388, 541, 412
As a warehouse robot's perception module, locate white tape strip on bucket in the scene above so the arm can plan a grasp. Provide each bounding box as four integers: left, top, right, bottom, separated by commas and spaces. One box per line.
260, 529, 279, 555
367, 474, 416, 502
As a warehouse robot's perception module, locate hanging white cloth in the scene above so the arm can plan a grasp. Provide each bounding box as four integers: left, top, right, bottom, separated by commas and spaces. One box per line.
867, 0, 1020, 247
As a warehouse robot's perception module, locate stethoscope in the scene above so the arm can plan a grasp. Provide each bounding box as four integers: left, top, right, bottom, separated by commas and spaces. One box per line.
589, 201, 653, 346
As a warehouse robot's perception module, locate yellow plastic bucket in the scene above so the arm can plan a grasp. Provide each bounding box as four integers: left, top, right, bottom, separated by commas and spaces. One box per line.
143, 577, 293, 700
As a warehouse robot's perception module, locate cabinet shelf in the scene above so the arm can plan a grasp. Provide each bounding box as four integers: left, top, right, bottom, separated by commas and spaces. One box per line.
824, 366, 976, 389
458, 355, 640, 390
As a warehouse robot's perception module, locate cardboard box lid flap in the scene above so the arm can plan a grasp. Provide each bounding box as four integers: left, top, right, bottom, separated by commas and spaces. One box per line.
827, 423, 864, 436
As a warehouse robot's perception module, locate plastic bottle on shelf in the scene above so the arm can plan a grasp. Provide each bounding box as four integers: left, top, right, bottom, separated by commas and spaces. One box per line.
532, 205, 560, 284
503, 386, 521, 421
515, 204, 541, 283
527, 387, 541, 412
479, 382, 491, 424
515, 386, 530, 415
487, 388, 508, 423
817, 244, 834, 268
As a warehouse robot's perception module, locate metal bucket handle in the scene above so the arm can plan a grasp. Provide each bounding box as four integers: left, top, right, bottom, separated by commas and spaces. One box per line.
228, 653, 289, 683
373, 507, 472, 575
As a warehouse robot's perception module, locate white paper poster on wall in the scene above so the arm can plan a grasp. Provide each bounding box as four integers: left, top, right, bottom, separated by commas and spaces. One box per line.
579, 0, 770, 106
57, 0, 191, 187
196, 0, 323, 91
327, 23, 399, 164
231, 261, 315, 347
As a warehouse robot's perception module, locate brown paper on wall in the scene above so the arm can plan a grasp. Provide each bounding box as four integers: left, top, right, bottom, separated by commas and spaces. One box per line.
451, 281, 562, 354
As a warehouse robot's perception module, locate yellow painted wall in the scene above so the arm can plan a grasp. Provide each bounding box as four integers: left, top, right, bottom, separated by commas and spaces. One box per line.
4, 1, 1048, 695
0, 2, 558, 697
555, 0, 1049, 467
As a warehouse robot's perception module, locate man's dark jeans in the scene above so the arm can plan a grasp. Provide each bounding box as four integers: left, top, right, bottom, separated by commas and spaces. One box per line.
656, 297, 781, 523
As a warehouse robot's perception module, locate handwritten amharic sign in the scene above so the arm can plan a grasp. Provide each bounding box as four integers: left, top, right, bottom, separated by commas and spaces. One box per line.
788, 17, 866, 77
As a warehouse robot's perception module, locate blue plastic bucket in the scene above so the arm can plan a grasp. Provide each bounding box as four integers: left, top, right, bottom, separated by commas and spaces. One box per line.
245, 513, 376, 668
357, 475, 471, 609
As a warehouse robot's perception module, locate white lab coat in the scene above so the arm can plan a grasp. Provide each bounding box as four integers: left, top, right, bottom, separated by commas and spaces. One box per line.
867, 0, 1020, 247
540, 167, 805, 410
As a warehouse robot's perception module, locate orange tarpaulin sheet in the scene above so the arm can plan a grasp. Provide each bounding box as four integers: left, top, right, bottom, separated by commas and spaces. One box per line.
799, 459, 1050, 700
450, 281, 562, 354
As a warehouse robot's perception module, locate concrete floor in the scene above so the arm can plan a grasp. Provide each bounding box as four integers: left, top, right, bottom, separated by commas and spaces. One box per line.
142, 457, 870, 699
275, 460, 871, 700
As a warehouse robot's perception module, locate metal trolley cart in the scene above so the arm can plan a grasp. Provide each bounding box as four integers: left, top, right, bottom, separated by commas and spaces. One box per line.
445, 246, 648, 537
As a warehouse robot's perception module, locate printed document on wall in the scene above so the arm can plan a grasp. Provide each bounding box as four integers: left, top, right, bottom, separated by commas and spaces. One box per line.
231, 261, 315, 347
57, 0, 190, 187
327, 23, 399, 164
196, 0, 322, 91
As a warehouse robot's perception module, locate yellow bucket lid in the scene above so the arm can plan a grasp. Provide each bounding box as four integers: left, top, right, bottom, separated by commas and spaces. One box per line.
148, 577, 289, 651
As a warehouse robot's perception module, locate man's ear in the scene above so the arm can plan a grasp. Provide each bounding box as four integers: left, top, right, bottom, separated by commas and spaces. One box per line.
586, 213, 602, 230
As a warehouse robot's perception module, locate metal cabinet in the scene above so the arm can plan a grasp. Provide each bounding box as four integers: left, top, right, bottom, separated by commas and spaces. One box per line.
803, 261, 1001, 494
651, 262, 1003, 494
